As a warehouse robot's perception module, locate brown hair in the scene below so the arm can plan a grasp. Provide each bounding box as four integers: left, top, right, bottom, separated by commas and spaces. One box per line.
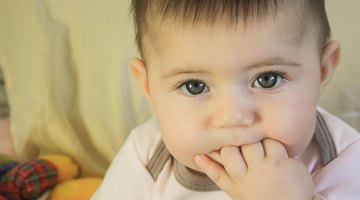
130, 0, 331, 57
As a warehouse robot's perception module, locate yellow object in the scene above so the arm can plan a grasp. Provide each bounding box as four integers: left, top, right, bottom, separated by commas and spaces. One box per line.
39, 154, 79, 182
48, 178, 103, 200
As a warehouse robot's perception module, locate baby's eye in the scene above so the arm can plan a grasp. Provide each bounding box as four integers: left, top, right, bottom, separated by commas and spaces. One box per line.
179, 80, 209, 95
252, 71, 286, 89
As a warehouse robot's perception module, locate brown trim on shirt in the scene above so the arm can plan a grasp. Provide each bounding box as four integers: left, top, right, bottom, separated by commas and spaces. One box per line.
146, 141, 172, 180
174, 159, 219, 191
314, 112, 337, 165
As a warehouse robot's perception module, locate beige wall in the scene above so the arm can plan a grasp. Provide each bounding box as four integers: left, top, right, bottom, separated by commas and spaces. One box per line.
0, 0, 359, 176
0, 0, 151, 176
320, 0, 360, 130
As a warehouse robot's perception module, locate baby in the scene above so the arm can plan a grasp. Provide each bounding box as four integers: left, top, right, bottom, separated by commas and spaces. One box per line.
93, 0, 360, 199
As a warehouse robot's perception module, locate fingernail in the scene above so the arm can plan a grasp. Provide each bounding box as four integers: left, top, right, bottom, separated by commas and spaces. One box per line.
195, 154, 204, 161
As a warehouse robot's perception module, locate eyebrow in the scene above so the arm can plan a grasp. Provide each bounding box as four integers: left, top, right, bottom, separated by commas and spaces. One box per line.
160, 68, 209, 79
247, 57, 301, 69
160, 56, 301, 79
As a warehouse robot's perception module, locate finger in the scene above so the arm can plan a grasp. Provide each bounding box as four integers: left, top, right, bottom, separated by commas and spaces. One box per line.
194, 154, 234, 189
207, 151, 223, 166
241, 142, 265, 167
263, 139, 288, 160
221, 146, 247, 179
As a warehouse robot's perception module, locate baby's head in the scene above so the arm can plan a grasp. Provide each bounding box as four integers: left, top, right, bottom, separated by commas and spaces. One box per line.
130, 0, 340, 172
132, 0, 331, 58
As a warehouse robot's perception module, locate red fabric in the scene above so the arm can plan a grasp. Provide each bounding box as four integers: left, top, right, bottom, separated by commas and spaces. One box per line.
0, 160, 58, 200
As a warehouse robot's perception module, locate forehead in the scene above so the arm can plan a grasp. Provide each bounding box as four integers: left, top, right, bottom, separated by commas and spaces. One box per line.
142, 6, 315, 63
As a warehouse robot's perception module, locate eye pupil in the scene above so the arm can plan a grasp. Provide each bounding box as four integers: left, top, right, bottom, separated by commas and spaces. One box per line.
186, 81, 206, 95
257, 74, 277, 88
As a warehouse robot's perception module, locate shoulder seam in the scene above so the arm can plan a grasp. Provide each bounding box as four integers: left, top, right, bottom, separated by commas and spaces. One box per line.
146, 140, 172, 180
315, 111, 337, 165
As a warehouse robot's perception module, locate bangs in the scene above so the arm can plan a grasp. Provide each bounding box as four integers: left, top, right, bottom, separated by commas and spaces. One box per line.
147, 0, 279, 25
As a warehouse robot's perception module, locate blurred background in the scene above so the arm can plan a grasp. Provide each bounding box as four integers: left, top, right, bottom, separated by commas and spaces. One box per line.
0, 0, 359, 177
321, 1, 360, 131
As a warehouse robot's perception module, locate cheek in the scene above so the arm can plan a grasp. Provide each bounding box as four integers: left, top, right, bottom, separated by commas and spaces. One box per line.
260, 75, 321, 156
150, 95, 208, 169
262, 98, 317, 157
157, 107, 204, 150
159, 116, 205, 171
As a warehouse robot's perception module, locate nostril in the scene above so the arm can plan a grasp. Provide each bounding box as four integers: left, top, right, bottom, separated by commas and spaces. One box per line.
215, 113, 255, 129
210, 93, 256, 128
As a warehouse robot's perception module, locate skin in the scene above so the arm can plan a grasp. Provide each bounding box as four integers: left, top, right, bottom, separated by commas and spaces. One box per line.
132, 6, 340, 200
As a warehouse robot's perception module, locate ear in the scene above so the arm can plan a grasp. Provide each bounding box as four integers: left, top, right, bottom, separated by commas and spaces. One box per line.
319, 40, 341, 93
130, 57, 150, 97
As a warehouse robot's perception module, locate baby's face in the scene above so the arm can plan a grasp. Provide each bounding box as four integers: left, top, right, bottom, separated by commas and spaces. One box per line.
141, 11, 324, 172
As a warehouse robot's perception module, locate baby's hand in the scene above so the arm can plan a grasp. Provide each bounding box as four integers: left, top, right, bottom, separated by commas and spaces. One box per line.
194, 139, 314, 200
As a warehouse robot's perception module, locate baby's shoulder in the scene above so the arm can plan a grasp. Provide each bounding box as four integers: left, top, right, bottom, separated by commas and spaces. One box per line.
127, 118, 163, 165
313, 108, 360, 198
317, 107, 360, 154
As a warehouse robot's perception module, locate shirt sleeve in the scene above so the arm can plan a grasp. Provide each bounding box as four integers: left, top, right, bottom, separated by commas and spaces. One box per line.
92, 123, 159, 200
313, 140, 360, 200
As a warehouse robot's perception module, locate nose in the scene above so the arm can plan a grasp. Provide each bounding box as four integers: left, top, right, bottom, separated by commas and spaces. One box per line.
211, 90, 256, 129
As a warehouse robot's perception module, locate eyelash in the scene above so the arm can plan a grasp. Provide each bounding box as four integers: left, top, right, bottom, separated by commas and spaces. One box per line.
174, 79, 209, 97
256, 70, 287, 79
251, 70, 288, 89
